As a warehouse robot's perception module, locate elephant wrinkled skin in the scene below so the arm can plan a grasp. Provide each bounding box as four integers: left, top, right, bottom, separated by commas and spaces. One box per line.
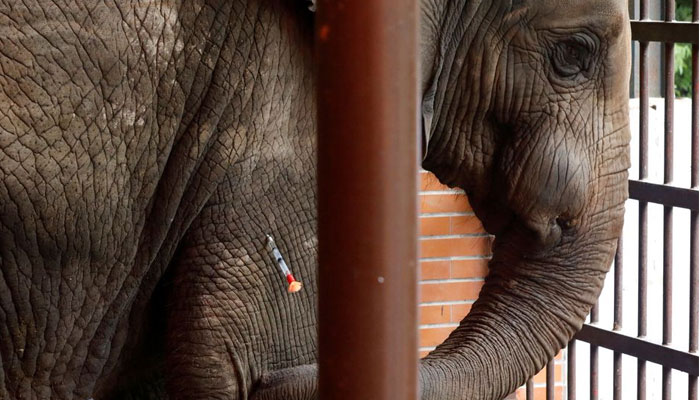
0, 0, 630, 399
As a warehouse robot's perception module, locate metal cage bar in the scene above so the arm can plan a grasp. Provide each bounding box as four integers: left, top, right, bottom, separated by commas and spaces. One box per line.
546, 360, 555, 400
633, 4, 649, 400
690, 4, 699, 400
661, 3, 675, 399
590, 303, 600, 400
614, 239, 624, 400
568, 340, 577, 400
316, 1, 419, 399
638, 2, 650, 398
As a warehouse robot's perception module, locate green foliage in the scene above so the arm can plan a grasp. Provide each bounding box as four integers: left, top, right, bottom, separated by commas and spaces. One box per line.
675, 43, 692, 97
676, 0, 692, 21
674, 0, 692, 97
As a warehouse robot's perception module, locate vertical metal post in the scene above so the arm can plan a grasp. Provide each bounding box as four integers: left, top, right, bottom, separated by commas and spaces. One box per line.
526, 378, 534, 400
316, 1, 419, 400
546, 360, 555, 400
690, 4, 699, 400
630, 0, 640, 97
613, 239, 623, 400
638, 2, 650, 400
591, 303, 600, 400
568, 340, 577, 400
662, 2, 675, 400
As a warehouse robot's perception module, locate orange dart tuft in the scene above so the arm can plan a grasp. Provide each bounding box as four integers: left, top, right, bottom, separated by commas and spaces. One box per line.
287, 281, 303, 293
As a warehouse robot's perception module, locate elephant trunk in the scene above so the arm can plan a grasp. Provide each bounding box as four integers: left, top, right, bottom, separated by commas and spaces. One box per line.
419, 168, 628, 399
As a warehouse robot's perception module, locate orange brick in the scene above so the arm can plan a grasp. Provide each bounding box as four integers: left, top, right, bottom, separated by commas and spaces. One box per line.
419, 327, 455, 347
515, 386, 563, 400
450, 303, 473, 322
451, 259, 490, 279
420, 237, 491, 258
420, 304, 450, 325
420, 281, 484, 302
531, 364, 563, 384
420, 194, 472, 213
420, 216, 451, 236
420, 172, 453, 192
421, 260, 450, 280
450, 215, 486, 234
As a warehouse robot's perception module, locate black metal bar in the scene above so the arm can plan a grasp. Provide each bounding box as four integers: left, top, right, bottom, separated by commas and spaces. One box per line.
662, 2, 675, 396
688, 5, 700, 400
614, 238, 623, 400
613, 350, 622, 400
638, 355, 647, 400
688, 0, 700, 400
630, 0, 640, 97
640, 0, 649, 20
526, 378, 534, 400
690, 3, 699, 400
638, 14, 649, 397
568, 340, 576, 400
591, 303, 599, 400
631, 21, 699, 44
691, 209, 699, 400
546, 360, 554, 400
664, 3, 676, 397
615, 239, 624, 332
628, 180, 699, 210
574, 325, 699, 376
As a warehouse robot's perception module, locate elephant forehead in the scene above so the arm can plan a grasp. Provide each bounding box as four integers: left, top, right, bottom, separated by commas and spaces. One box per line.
521, 0, 626, 13
518, 0, 627, 30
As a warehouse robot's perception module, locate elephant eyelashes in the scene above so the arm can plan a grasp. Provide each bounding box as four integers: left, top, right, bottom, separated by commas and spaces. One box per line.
550, 36, 595, 79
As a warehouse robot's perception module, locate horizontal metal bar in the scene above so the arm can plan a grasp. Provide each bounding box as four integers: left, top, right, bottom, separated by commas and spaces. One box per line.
631, 21, 699, 44
629, 180, 699, 211
574, 324, 699, 376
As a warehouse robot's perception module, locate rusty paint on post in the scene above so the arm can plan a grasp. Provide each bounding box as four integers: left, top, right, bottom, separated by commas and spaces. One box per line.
316, 1, 419, 400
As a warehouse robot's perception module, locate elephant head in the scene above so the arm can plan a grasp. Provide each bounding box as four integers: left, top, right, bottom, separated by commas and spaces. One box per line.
418, 0, 630, 398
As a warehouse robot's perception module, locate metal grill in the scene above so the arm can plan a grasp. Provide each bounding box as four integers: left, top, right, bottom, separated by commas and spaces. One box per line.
528, 0, 700, 399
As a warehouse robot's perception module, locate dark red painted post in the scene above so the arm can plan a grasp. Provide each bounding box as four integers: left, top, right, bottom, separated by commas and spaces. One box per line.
316, 1, 419, 400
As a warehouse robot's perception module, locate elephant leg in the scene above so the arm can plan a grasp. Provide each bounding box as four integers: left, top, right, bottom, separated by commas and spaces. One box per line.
250, 364, 318, 400
164, 255, 251, 399
163, 190, 318, 400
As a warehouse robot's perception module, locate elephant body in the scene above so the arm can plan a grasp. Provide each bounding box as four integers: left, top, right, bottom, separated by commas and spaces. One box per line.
0, 1, 317, 397
0, 0, 630, 399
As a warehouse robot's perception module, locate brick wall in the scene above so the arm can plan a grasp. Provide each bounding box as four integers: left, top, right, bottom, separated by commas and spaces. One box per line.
418, 171, 565, 399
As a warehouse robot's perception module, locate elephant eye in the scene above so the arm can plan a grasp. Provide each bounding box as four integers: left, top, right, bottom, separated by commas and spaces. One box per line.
551, 37, 594, 78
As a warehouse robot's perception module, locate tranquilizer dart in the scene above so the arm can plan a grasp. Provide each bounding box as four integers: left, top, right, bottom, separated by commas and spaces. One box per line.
266, 234, 302, 293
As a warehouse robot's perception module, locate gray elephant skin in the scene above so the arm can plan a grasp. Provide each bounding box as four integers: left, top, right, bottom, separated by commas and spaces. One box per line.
0, 0, 630, 399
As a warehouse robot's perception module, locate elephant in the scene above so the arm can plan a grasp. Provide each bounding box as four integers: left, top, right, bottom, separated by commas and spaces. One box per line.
0, 0, 630, 399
